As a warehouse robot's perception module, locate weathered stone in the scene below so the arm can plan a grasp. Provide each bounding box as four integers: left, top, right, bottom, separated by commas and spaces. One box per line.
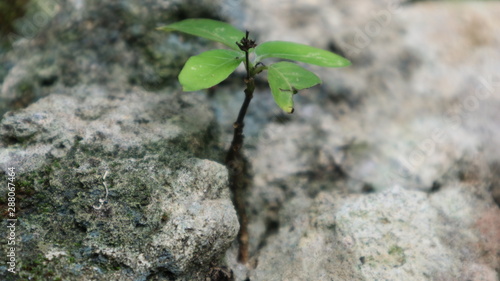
0, 85, 238, 280
221, 1, 500, 280
0, 0, 244, 278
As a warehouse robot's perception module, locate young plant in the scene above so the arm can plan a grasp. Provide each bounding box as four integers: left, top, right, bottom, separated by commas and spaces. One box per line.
158, 18, 350, 263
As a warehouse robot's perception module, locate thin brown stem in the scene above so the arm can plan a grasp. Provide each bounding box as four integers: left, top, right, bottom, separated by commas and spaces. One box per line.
226, 33, 256, 264
225, 77, 254, 264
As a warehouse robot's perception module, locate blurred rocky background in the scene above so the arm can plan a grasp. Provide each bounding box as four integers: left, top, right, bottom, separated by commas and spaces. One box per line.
1, 0, 499, 280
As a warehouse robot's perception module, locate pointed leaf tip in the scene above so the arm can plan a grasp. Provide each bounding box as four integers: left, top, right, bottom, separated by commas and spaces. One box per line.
157, 19, 246, 50
267, 62, 322, 113
178, 49, 244, 91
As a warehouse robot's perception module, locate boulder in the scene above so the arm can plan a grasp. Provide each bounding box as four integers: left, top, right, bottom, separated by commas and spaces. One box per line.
0, 86, 239, 280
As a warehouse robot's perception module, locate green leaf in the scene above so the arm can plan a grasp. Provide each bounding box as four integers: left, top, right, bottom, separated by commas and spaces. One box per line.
255, 41, 351, 67
179, 49, 244, 91
157, 19, 246, 51
267, 62, 322, 113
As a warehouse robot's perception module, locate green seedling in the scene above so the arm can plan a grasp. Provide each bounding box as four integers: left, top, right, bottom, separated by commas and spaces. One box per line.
158, 18, 350, 263
158, 19, 350, 113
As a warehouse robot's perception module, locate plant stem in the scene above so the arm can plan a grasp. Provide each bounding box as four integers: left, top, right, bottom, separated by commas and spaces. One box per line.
236, 80, 254, 126
226, 33, 256, 264
226, 77, 254, 264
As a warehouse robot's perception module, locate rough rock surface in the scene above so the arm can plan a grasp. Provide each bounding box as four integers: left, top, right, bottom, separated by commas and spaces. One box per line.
241, 0, 500, 192
0, 0, 242, 280
221, 0, 500, 280
0, 86, 239, 280
240, 185, 498, 281
0, 0, 245, 116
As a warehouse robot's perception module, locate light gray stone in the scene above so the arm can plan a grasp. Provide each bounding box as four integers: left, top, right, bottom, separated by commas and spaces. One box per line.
242, 0, 500, 192
0, 0, 244, 278
240, 185, 498, 281
0, 85, 238, 280
222, 1, 500, 280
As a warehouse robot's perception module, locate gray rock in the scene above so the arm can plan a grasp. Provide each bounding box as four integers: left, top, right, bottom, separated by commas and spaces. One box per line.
0, 0, 249, 279
238, 185, 498, 281
242, 0, 500, 192
221, 0, 500, 280
0, 0, 245, 116
0, 86, 238, 280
